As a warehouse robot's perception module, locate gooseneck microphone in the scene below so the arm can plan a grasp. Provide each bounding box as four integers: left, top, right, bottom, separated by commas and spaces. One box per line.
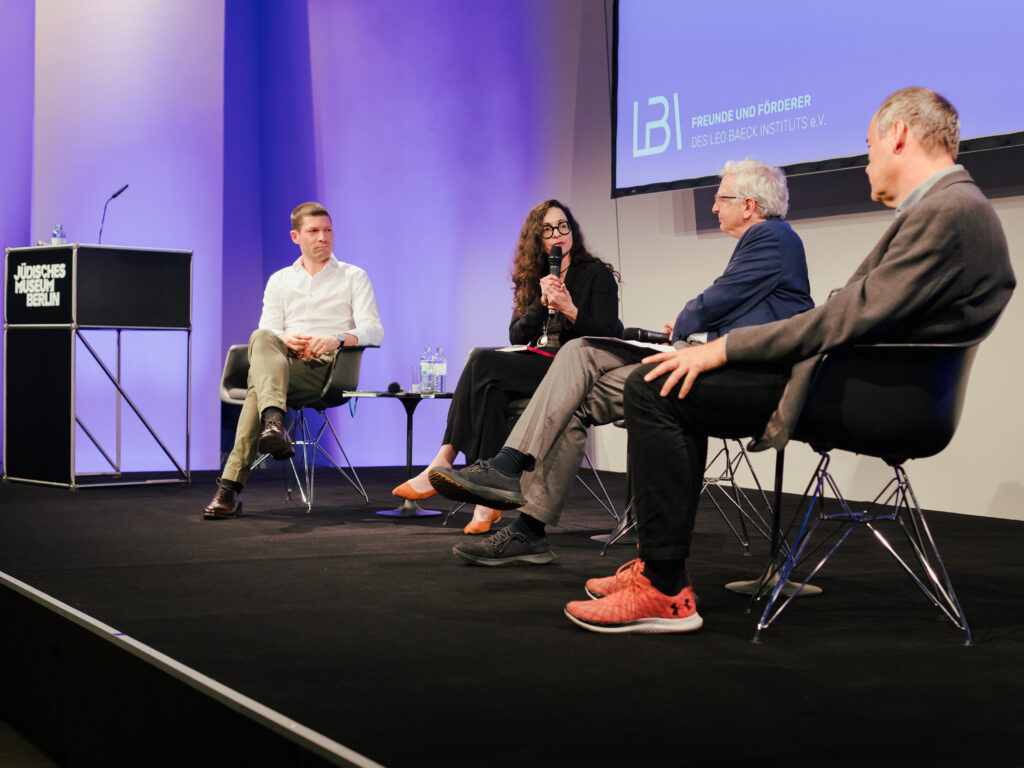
547, 245, 563, 316
623, 327, 671, 344
98, 184, 129, 244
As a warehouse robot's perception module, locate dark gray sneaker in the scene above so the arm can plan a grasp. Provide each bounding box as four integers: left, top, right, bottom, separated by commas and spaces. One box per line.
429, 460, 527, 510
452, 525, 555, 566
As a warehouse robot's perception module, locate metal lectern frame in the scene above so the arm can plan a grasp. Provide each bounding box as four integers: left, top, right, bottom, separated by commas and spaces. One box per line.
4, 243, 192, 489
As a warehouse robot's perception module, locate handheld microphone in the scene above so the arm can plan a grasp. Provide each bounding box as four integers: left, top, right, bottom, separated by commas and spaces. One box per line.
547, 245, 563, 316
623, 327, 671, 344
98, 184, 129, 244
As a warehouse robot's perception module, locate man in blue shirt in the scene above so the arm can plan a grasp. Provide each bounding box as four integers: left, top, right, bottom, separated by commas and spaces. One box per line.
430, 159, 814, 565
562, 87, 1014, 633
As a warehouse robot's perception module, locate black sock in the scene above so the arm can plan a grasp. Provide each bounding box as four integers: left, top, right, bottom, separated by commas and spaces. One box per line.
642, 558, 687, 596
490, 447, 529, 477
219, 477, 244, 492
261, 406, 285, 424
513, 513, 546, 539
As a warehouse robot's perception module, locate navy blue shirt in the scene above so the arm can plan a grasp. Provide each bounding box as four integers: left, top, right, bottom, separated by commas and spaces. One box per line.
672, 218, 813, 341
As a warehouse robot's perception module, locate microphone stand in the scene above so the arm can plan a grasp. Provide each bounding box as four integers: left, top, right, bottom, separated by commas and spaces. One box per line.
98, 184, 129, 244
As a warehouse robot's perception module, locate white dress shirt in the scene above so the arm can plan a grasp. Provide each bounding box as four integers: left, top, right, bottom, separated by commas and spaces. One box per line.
258, 254, 384, 347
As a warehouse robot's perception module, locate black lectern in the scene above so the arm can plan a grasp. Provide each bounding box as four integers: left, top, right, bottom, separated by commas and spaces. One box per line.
4, 244, 192, 487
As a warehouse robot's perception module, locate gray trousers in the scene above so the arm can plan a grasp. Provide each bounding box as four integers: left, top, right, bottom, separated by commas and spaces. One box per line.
222, 329, 332, 486
508, 338, 647, 525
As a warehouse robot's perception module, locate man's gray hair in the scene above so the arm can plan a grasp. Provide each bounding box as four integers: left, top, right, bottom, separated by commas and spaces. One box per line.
720, 159, 789, 219
875, 87, 960, 159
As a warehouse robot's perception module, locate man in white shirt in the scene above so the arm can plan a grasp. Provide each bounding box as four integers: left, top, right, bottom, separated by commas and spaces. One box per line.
204, 202, 384, 519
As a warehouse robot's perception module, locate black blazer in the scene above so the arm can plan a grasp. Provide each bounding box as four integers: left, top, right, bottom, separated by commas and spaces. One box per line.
508, 259, 622, 346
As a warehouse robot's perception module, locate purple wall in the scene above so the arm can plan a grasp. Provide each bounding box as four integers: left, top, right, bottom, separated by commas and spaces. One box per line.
5, 0, 605, 476
218, 0, 591, 469
221, 0, 266, 349
0, 2, 35, 468
29, 0, 225, 474
303, 0, 575, 466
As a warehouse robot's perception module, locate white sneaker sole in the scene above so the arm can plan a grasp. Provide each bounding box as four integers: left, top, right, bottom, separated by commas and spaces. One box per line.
563, 609, 703, 634
452, 546, 555, 566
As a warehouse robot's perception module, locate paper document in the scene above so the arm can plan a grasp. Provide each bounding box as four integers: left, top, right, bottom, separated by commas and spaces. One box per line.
581, 336, 675, 355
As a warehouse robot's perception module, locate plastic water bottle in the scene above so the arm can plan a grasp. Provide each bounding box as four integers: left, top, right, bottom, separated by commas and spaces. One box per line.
51, 224, 66, 245
435, 347, 447, 392
419, 345, 435, 394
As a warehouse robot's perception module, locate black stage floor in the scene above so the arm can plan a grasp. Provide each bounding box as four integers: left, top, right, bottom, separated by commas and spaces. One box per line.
2, 466, 1023, 767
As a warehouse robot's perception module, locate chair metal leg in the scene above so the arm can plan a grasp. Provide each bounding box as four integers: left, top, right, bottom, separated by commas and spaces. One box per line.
441, 501, 466, 527
753, 452, 972, 644
319, 414, 369, 503
599, 499, 636, 556
288, 410, 313, 512
248, 412, 307, 508
576, 449, 619, 522
278, 408, 368, 513
702, 439, 776, 554
868, 465, 971, 643
753, 452, 863, 633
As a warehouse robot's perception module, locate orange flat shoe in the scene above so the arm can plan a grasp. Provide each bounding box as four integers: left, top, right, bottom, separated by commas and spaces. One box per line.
463, 509, 501, 535
392, 480, 437, 500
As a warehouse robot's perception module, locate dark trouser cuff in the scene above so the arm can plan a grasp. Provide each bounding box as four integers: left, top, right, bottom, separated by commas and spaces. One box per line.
219, 477, 244, 492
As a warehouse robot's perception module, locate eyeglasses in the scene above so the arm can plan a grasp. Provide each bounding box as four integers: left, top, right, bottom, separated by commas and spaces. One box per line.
712, 194, 744, 204
541, 220, 571, 239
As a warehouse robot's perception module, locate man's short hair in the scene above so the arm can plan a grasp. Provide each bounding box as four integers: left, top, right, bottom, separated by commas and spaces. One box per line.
291, 202, 331, 232
720, 159, 789, 219
875, 87, 960, 159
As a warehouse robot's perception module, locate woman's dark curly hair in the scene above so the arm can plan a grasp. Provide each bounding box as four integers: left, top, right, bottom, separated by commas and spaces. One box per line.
510, 199, 619, 316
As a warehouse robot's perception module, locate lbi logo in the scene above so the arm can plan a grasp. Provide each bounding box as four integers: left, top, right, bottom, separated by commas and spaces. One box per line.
632, 94, 682, 157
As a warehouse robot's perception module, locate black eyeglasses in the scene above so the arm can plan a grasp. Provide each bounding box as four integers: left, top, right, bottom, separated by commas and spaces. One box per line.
541, 220, 570, 239
712, 194, 743, 203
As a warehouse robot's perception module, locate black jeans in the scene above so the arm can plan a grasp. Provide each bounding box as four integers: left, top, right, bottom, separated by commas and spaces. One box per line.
623, 362, 789, 562
442, 348, 554, 463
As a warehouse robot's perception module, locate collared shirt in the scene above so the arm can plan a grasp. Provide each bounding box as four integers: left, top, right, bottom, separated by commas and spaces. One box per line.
895, 164, 964, 218
258, 254, 384, 347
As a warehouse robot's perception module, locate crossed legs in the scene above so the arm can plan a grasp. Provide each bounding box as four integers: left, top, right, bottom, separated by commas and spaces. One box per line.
205, 330, 331, 519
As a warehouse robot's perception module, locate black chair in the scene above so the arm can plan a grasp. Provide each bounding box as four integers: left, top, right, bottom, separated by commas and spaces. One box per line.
753, 337, 985, 643
219, 344, 374, 511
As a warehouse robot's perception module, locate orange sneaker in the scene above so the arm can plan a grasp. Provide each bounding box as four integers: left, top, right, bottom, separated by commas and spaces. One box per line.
565, 568, 702, 634
585, 559, 695, 601
584, 558, 643, 599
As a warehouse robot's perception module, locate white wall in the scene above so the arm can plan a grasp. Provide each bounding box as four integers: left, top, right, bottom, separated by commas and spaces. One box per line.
584, 188, 1024, 521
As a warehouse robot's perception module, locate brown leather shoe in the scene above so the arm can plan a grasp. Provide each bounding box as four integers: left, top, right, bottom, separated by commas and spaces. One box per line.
257, 416, 295, 460
203, 479, 243, 520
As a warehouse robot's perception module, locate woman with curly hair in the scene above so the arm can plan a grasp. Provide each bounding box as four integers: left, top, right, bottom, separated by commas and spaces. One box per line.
393, 199, 622, 533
